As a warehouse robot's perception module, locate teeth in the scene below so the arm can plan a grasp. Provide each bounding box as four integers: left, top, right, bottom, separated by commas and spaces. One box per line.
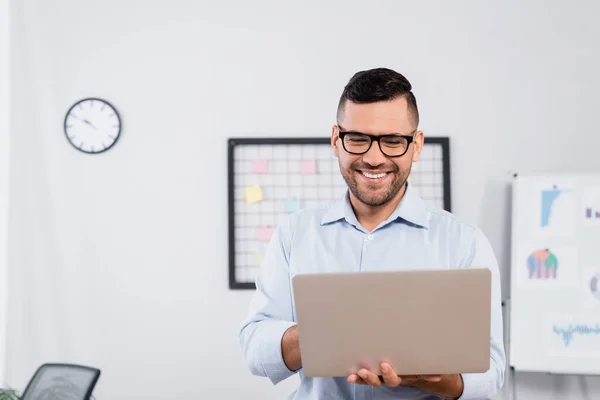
362, 171, 387, 179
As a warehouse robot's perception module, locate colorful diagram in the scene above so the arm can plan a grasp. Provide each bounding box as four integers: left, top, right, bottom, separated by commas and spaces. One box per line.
585, 208, 600, 220
590, 275, 600, 301
582, 186, 600, 227
541, 185, 561, 227
553, 323, 600, 347
527, 249, 558, 279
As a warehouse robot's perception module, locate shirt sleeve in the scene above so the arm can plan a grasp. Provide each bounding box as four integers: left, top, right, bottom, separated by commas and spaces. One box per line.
457, 227, 506, 399
238, 215, 298, 385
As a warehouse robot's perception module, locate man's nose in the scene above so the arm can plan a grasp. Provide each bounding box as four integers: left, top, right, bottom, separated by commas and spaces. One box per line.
362, 140, 387, 166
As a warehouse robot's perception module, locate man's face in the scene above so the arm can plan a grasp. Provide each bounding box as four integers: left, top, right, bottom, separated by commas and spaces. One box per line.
331, 96, 423, 207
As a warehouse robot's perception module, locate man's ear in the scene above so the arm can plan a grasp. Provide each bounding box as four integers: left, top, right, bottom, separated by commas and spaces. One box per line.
411, 130, 424, 163
331, 125, 340, 158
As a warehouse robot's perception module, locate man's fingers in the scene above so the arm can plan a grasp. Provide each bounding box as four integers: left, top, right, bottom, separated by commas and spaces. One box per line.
349, 370, 442, 387
357, 369, 383, 386
380, 363, 402, 387
347, 374, 366, 385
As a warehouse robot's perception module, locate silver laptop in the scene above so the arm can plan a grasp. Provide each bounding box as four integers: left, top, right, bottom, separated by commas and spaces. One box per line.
291, 268, 491, 377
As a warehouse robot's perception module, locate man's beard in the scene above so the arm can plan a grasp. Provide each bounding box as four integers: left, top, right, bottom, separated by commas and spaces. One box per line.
339, 161, 410, 207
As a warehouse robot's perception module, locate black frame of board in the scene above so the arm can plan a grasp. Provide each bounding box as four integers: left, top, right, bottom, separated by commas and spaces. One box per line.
227, 136, 452, 289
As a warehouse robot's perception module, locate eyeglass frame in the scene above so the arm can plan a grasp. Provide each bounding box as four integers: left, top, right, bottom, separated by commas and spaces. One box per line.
335, 125, 418, 158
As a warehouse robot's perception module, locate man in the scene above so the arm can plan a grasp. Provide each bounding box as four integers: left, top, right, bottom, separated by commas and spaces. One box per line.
238, 68, 505, 399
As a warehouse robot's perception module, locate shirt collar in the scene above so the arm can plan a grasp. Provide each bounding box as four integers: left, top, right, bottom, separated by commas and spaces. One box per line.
320, 182, 429, 229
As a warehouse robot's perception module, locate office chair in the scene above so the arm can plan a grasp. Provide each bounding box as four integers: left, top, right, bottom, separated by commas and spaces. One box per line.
20, 363, 101, 400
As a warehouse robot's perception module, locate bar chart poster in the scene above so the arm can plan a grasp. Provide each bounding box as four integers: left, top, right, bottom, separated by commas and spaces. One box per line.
583, 186, 600, 227
530, 183, 577, 237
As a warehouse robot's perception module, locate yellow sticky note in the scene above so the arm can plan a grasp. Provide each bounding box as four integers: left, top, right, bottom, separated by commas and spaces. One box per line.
255, 252, 265, 267
244, 185, 263, 203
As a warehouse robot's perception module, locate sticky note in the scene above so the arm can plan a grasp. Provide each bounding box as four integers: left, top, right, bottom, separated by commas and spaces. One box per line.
252, 159, 268, 174
257, 226, 276, 242
300, 160, 317, 174
255, 252, 265, 267
284, 197, 301, 213
244, 185, 263, 203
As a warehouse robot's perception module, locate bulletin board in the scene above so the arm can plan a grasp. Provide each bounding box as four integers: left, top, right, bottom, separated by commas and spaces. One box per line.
227, 137, 451, 289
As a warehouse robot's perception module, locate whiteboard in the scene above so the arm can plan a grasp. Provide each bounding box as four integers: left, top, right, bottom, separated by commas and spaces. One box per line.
509, 173, 600, 375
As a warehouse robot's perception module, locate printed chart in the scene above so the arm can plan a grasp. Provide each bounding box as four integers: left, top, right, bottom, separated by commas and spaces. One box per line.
518, 245, 579, 289
227, 137, 451, 289
535, 184, 577, 237
583, 186, 600, 227
546, 313, 600, 358
590, 275, 600, 301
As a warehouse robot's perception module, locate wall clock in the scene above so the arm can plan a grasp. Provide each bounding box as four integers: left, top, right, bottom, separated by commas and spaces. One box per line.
64, 97, 121, 154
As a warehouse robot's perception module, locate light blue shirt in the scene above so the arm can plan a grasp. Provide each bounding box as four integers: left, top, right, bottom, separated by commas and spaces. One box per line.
239, 183, 505, 399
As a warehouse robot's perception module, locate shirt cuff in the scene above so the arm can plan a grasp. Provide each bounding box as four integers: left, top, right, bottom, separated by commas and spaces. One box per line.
260, 320, 298, 385
457, 372, 490, 400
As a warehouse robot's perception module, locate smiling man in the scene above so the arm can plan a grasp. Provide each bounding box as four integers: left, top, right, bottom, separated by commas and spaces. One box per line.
239, 68, 505, 399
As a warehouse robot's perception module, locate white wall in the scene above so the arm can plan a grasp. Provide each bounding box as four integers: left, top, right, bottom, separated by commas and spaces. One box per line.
0, 0, 9, 387
6, 0, 600, 399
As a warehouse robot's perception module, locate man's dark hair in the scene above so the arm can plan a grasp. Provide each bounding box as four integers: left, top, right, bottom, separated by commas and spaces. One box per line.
336, 67, 419, 127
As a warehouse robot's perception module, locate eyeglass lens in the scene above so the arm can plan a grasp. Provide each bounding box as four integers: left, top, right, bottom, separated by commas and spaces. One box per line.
343, 133, 409, 156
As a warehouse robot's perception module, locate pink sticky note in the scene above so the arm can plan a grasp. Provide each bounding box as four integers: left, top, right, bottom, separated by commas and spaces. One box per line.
300, 160, 317, 174
257, 226, 276, 242
252, 159, 268, 174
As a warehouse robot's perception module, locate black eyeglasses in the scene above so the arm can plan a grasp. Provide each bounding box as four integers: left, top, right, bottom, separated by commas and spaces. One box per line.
337, 126, 417, 157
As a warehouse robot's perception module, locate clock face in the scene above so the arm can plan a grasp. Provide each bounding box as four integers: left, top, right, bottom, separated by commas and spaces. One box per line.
64, 98, 121, 154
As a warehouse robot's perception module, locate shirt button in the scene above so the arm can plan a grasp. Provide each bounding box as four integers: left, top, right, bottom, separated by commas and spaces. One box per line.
367, 234, 374, 240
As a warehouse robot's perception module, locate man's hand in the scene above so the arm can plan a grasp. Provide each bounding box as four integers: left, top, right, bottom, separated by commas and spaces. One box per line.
347, 363, 463, 399
348, 363, 441, 386
281, 325, 302, 371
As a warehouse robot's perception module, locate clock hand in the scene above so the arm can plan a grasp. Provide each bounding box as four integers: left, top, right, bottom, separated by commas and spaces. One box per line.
74, 118, 98, 129
82, 119, 97, 129
69, 115, 97, 129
